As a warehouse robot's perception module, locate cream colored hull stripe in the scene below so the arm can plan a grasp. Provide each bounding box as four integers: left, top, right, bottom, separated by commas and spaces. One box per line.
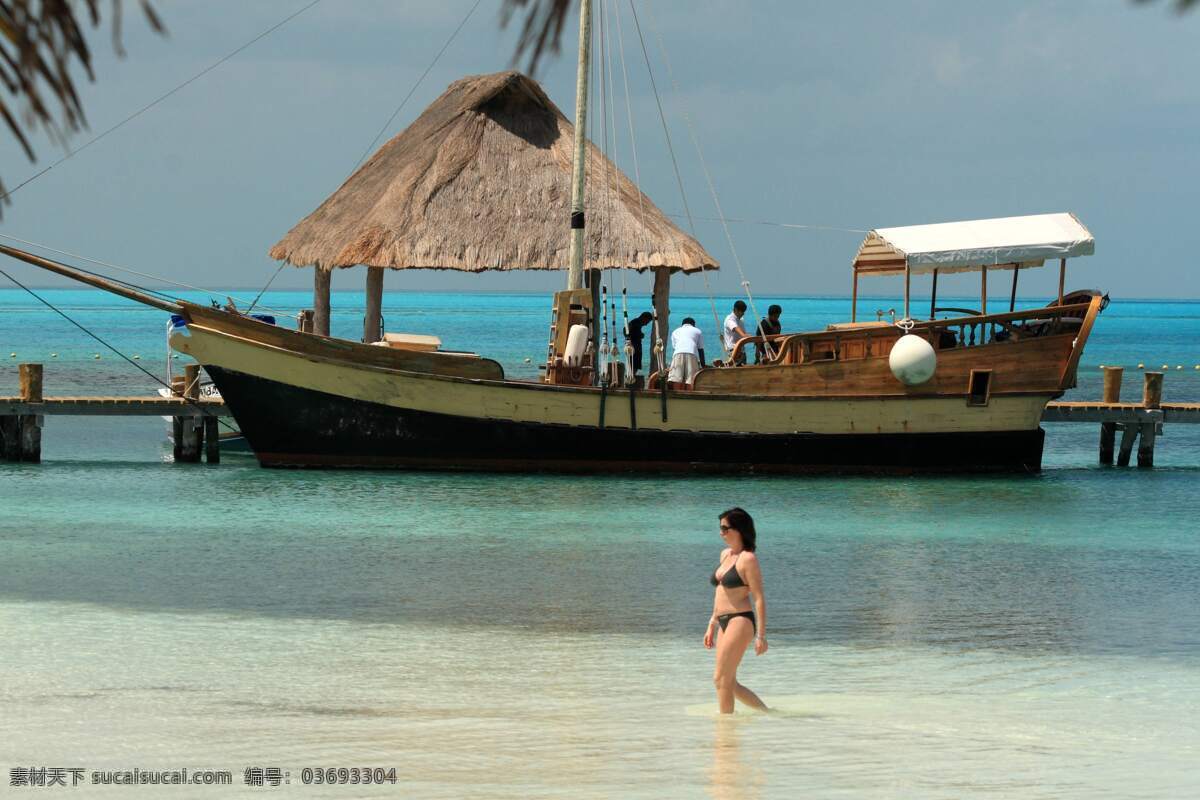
175, 326, 1050, 436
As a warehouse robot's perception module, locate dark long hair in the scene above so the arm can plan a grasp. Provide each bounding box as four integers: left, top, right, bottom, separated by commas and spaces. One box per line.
720, 507, 757, 552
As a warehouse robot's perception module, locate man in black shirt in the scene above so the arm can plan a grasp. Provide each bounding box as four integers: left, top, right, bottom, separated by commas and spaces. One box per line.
626, 311, 655, 381
755, 304, 783, 364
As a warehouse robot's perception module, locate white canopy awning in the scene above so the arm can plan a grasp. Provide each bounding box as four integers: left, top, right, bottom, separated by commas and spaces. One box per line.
852, 212, 1094, 276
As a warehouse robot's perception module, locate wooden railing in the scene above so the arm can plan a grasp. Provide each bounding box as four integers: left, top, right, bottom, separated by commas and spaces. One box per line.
729, 302, 1093, 367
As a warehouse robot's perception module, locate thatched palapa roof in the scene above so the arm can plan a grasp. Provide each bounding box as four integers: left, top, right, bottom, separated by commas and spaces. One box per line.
269, 70, 717, 274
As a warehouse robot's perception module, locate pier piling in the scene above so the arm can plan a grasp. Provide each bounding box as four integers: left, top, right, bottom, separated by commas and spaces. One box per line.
171, 364, 205, 463
0, 363, 45, 461
1099, 366, 1123, 464
2, 362, 229, 464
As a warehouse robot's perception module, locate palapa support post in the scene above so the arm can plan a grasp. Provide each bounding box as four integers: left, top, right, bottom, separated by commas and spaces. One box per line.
652, 267, 670, 350
364, 267, 384, 343
313, 267, 332, 337
1058, 258, 1066, 306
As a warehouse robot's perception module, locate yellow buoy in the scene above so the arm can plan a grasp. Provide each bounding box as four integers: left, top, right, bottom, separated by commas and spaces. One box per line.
1137, 363, 1144, 369
1098, 364, 1105, 369
93, 354, 101, 359
50, 353, 58, 358
133, 355, 141, 360
1162, 364, 1169, 370
1177, 365, 1183, 370
8, 352, 15, 358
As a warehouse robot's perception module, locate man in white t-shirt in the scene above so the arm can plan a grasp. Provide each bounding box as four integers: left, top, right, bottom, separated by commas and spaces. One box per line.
667, 317, 706, 385
723, 300, 749, 364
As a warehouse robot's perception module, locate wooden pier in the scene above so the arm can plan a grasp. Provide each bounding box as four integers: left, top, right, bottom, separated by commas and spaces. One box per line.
1043, 369, 1198, 467
0, 363, 228, 464
1, 362, 1195, 468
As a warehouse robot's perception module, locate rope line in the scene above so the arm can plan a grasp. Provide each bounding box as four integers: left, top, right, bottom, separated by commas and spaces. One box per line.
351, 0, 483, 172
627, 0, 722, 355
612, 0, 660, 376
246, 262, 287, 314
0, 0, 324, 203
644, 0, 762, 356
0, 268, 238, 433
663, 214, 867, 234
0, 233, 294, 317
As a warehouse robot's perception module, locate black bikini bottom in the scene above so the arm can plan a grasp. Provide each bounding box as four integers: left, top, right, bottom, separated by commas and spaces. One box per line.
717, 611, 756, 634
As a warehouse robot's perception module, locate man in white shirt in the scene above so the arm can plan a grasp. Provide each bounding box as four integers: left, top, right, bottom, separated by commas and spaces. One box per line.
723, 300, 749, 364
667, 317, 706, 385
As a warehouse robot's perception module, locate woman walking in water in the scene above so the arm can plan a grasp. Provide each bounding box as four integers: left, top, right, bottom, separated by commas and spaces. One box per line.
704, 507, 769, 713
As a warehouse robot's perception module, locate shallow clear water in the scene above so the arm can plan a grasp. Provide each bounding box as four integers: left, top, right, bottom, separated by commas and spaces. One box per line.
2, 291, 1199, 797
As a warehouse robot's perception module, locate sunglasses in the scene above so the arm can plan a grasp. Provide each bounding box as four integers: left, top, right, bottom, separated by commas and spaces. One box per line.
719, 524, 733, 532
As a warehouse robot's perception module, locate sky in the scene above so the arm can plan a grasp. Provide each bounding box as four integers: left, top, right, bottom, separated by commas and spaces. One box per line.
0, 0, 1197, 301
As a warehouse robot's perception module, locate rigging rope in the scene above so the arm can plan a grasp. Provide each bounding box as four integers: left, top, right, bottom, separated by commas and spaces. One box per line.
351, 0, 484, 173
0, 268, 238, 434
643, 0, 761, 357
0, 0, 325, 203
246, 262, 288, 314
663, 214, 868, 234
626, 0, 723, 356
611, 0, 660, 377
0, 233, 294, 317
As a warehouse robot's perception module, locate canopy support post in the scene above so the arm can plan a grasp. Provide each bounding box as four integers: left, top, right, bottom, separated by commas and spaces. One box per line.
981, 265, 988, 315
1009, 268, 1019, 312
903, 264, 910, 321
652, 268, 671, 348
851, 269, 858, 322
313, 268, 331, 337
1058, 258, 1066, 305
364, 267, 384, 343
566, 0, 592, 292
929, 269, 939, 319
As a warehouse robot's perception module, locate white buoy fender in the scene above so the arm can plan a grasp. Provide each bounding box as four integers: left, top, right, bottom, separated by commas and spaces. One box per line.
889, 334, 937, 385
563, 324, 590, 366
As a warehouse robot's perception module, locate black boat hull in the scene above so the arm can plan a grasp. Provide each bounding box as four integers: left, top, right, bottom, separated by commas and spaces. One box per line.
206, 366, 1045, 474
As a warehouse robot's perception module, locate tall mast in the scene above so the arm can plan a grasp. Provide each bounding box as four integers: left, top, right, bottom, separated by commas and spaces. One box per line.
566, 0, 592, 291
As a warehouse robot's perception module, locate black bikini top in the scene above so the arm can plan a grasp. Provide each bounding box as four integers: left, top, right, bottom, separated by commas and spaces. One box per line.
710, 553, 747, 589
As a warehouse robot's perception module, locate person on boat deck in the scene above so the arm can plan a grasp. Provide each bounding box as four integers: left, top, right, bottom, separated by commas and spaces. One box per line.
723, 301, 750, 365
626, 311, 655, 379
755, 304, 783, 364
668, 317, 706, 385
704, 507, 769, 714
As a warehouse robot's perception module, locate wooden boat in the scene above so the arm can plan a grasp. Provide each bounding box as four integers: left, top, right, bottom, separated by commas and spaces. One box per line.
0, 0, 1105, 473
159, 281, 1100, 473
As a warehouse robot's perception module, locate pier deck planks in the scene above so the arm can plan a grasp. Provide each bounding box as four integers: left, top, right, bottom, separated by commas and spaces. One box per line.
0, 396, 228, 416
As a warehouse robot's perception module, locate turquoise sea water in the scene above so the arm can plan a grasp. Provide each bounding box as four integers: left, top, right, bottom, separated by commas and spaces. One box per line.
2, 290, 1199, 798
